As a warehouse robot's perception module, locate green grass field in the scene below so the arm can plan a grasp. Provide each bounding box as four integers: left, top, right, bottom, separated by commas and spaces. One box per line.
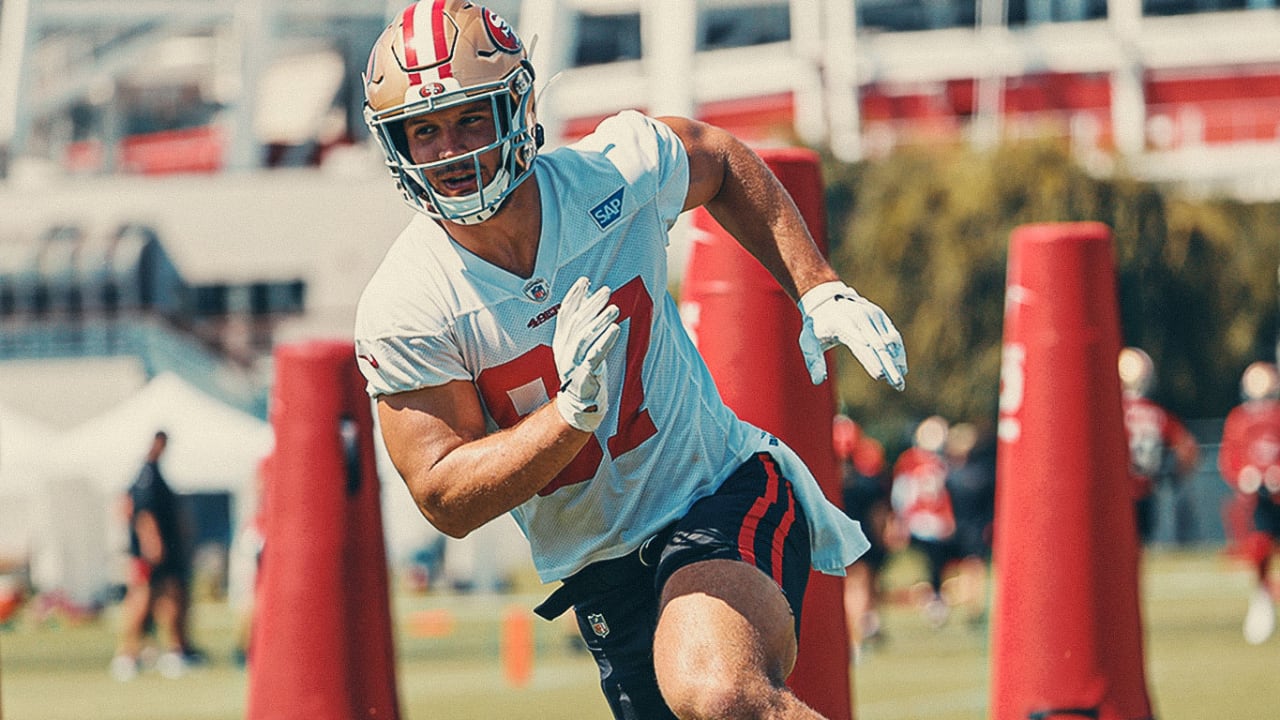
1, 547, 1275, 720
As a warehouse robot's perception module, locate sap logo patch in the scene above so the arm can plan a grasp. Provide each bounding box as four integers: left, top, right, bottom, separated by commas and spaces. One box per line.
590, 187, 625, 230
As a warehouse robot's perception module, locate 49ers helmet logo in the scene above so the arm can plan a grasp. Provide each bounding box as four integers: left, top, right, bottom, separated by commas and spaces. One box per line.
482, 9, 521, 54
419, 82, 446, 97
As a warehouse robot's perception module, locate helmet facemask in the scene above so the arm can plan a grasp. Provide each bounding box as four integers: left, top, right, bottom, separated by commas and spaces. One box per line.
367, 63, 538, 225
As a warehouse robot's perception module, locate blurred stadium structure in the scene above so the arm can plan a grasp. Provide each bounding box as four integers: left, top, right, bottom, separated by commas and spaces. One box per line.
1, 0, 1279, 598
8, 2, 1280, 183
5, 0, 1280, 410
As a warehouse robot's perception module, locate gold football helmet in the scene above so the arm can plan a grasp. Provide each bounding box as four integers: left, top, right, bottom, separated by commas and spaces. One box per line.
1118, 346, 1155, 398
1241, 361, 1280, 402
364, 1, 541, 224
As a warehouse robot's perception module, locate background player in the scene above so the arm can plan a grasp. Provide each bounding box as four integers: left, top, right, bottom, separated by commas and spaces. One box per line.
942, 420, 996, 628
1117, 347, 1200, 545
1219, 360, 1280, 644
833, 414, 893, 661
355, 3, 909, 718
890, 415, 956, 628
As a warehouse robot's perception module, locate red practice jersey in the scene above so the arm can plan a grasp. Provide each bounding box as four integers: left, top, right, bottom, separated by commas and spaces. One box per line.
891, 447, 956, 541
1122, 395, 1200, 499
1219, 399, 1280, 496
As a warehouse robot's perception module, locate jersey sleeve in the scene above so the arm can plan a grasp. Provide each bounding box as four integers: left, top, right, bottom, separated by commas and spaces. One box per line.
354, 276, 471, 397
647, 115, 690, 228
355, 332, 470, 397
572, 110, 690, 233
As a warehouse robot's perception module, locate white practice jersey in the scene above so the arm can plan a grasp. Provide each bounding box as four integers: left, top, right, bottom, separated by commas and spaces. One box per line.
355, 111, 868, 582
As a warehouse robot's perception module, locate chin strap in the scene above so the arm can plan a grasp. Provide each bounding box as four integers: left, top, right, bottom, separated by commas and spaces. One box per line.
431, 165, 513, 225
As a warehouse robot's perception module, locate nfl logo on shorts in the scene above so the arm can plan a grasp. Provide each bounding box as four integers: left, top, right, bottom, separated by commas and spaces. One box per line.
587, 613, 610, 638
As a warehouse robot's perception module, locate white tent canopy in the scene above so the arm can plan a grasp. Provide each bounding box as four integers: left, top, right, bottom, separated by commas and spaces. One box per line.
3, 372, 533, 597
58, 372, 274, 495
0, 401, 57, 495
0, 403, 60, 562
0, 374, 273, 605
2, 402, 112, 605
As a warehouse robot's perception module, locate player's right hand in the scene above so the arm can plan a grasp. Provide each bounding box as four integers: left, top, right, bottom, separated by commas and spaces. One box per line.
798, 281, 907, 390
553, 277, 621, 432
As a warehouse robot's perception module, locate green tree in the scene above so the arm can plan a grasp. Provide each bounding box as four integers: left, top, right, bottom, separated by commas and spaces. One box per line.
820, 140, 1279, 445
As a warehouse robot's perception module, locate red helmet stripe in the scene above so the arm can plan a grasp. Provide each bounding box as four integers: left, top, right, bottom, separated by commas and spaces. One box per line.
431, 0, 453, 79
401, 3, 422, 85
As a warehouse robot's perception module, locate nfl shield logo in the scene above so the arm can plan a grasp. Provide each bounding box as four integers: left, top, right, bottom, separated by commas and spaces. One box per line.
523, 277, 550, 302
587, 613, 610, 638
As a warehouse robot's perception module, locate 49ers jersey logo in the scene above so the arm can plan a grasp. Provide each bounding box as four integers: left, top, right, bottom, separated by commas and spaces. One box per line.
482, 9, 521, 54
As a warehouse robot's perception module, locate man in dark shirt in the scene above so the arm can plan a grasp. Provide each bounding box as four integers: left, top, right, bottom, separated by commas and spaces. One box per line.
111, 431, 203, 680
943, 422, 997, 627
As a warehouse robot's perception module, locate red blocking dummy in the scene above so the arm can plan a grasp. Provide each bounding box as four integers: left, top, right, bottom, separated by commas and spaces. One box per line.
247, 340, 400, 720
681, 147, 853, 720
991, 223, 1153, 720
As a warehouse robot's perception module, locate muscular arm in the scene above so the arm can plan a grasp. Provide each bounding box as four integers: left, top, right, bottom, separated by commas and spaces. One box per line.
134, 510, 165, 565
658, 116, 838, 301
377, 380, 592, 538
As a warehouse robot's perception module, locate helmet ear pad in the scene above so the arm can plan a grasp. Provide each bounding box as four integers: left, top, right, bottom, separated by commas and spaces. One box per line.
517, 59, 544, 150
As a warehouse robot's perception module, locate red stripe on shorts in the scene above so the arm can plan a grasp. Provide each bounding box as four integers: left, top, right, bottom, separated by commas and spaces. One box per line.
737, 453, 791, 586
771, 480, 797, 586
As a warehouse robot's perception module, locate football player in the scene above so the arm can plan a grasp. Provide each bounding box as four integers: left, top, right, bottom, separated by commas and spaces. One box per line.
942, 421, 996, 629
1117, 347, 1200, 545
354, 2, 908, 717
1219, 360, 1280, 644
890, 415, 956, 628
833, 414, 893, 660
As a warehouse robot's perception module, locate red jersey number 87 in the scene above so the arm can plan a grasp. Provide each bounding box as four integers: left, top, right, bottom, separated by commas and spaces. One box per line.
476, 276, 658, 495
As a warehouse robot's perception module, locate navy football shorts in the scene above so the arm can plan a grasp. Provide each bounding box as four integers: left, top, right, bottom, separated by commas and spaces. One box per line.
533, 452, 812, 720
1255, 487, 1280, 537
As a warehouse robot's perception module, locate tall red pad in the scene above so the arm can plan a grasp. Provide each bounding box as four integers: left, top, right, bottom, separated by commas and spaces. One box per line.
247, 340, 400, 720
991, 223, 1153, 720
681, 147, 853, 720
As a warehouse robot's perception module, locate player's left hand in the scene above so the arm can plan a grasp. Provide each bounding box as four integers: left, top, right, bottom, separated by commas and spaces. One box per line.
798, 281, 907, 390
553, 277, 621, 432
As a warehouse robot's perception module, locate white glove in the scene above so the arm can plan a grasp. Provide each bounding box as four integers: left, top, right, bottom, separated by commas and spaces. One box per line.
798, 281, 908, 390
553, 277, 621, 432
